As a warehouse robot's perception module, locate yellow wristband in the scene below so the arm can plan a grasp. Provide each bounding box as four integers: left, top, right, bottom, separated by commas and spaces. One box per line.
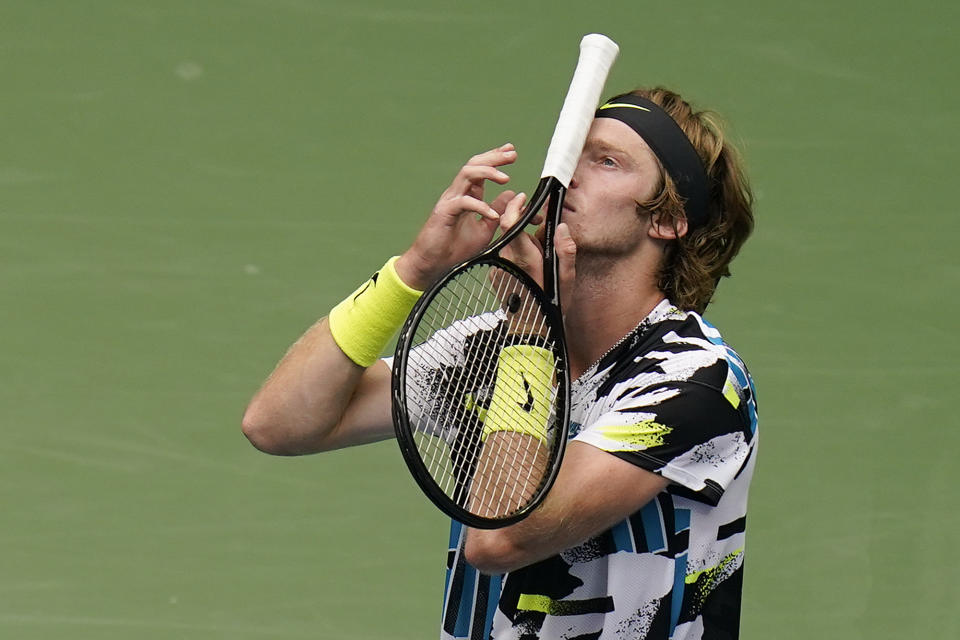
328, 256, 423, 367
482, 345, 556, 445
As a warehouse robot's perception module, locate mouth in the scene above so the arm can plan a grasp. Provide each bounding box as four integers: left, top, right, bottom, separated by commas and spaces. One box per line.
562, 201, 576, 214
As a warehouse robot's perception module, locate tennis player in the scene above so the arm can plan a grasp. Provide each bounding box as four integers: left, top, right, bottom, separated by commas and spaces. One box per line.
243, 87, 757, 640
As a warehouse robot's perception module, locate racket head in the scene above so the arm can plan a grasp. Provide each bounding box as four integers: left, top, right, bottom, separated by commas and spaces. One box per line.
392, 255, 570, 529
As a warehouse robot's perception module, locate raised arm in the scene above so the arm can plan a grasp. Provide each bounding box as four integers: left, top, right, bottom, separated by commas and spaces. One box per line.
241, 144, 523, 455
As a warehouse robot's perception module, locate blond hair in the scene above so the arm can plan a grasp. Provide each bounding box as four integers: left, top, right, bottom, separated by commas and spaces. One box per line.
628, 88, 754, 313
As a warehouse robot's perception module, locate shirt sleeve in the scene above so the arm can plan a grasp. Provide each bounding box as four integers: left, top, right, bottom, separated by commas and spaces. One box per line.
573, 379, 751, 506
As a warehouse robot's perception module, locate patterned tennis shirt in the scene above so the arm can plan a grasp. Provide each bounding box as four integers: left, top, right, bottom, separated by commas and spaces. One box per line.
439, 299, 759, 640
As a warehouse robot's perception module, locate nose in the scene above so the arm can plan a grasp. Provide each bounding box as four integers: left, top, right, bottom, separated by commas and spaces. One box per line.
569, 155, 586, 189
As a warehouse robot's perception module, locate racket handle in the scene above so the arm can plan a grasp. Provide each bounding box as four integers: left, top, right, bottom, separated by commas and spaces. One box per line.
540, 34, 620, 187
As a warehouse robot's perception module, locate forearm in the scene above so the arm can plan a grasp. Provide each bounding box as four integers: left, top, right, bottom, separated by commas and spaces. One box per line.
463, 442, 669, 574
469, 432, 550, 519
242, 317, 388, 454
464, 474, 595, 576
242, 144, 521, 456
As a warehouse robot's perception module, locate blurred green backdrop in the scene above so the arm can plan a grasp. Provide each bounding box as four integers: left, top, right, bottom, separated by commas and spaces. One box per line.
1, 1, 957, 638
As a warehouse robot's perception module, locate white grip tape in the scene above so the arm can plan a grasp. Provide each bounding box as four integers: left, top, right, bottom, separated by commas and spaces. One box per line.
540, 34, 620, 186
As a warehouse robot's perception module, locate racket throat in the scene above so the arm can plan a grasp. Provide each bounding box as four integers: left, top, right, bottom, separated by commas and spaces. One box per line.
541, 184, 566, 308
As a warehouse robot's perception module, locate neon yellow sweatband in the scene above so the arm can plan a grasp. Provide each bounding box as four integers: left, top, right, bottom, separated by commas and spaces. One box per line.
328, 256, 423, 367
482, 345, 556, 445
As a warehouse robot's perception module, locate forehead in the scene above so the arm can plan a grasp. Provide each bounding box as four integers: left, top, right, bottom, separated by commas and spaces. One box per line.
583, 118, 657, 164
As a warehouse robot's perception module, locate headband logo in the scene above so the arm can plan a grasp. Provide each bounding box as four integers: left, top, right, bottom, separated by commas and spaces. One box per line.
598, 103, 651, 113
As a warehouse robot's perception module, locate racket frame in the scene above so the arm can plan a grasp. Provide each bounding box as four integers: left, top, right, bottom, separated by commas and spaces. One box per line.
392, 225, 570, 528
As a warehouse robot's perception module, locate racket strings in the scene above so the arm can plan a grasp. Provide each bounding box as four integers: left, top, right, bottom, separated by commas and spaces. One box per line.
422, 267, 506, 505
471, 270, 556, 514
450, 267, 549, 513
411, 268, 517, 499
403, 263, 561, 520
408, 267, 498, 502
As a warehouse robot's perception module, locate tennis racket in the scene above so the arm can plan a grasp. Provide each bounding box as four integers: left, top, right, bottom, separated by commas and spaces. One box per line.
392, 34, 619, 529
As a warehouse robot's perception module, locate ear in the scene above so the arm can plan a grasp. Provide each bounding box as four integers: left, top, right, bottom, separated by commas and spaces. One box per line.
648, 212, 688, 240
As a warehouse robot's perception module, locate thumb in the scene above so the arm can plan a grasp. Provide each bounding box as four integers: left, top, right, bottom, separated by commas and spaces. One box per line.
554, 222, 577, 305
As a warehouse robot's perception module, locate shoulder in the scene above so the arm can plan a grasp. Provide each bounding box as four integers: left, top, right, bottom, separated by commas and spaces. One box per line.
578, 306, 758, 439
594, 308, 747, 399
572, 310, 758, 506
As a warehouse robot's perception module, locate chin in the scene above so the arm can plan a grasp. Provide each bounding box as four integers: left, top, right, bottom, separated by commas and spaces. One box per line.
575, 236, 644, 260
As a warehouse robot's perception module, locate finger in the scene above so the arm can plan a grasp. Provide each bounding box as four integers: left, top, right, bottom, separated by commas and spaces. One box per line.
499, 192, 527, 233
554, 222, 577, 304
447, 165, 511, 199
501, 194, 543, 243
490, 190, 516, 216
445, 144, 516, 201
466, 143, 517, 168
458, 164, 511, 185
435, 194, 500, 221
500, 196, 545, 275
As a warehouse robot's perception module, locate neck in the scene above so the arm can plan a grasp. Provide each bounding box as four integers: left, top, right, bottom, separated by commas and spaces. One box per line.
563, 252, 666, 379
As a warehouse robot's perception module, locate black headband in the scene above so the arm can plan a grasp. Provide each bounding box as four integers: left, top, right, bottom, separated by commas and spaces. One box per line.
595, 94, 710, 230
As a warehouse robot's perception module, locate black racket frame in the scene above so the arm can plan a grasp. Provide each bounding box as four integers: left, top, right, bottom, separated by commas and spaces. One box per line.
392, 176, 572, 529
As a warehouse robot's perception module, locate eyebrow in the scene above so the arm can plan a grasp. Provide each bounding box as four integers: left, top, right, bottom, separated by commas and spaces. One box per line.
582, 138, 638, 166
583, 139, 628, 155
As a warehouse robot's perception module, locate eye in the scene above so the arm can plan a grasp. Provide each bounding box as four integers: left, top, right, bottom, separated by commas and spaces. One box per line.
599, 156, 618, 167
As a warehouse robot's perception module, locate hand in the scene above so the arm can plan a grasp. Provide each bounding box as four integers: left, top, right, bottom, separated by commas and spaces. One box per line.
395, 144, 517, 291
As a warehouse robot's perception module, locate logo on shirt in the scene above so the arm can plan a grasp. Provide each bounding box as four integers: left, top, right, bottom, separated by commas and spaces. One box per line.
519, 375, 535, 413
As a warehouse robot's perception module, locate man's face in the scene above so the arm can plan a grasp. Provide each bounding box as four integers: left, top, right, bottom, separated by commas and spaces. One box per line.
553, 118, 662, 258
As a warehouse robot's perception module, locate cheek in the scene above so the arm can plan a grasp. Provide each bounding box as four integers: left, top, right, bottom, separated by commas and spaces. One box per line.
594, 168, 644, 199
635, 166, 662, 204
597, 177, 645, 213
576, 169, 652, 223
